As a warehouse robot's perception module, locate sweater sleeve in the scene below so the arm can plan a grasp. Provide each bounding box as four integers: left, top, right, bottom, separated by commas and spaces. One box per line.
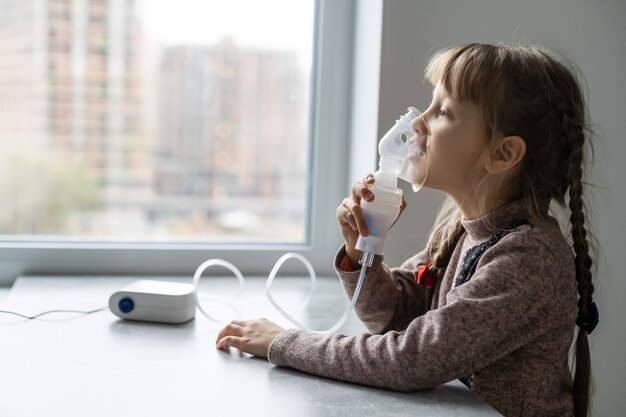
332, 244, 433, 334
268, 234, 575, 391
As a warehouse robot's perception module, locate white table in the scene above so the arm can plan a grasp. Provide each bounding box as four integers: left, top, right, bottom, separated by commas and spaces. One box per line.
0, 276, 501, 417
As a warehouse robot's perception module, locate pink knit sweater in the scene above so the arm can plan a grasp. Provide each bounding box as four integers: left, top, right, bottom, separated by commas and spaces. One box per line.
268, 199, 578, 416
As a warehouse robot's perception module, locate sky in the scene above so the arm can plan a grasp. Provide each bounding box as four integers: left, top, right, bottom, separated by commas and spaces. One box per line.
138, 0, 316, 63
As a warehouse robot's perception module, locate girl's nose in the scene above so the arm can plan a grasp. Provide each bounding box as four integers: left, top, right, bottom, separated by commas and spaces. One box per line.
410, 114, 428, 141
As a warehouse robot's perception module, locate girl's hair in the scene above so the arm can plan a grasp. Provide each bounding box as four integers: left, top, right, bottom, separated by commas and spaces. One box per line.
424, 43, 595, 417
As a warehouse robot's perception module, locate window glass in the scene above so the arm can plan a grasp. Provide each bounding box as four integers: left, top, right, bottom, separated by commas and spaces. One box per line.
0, 0, 316, 243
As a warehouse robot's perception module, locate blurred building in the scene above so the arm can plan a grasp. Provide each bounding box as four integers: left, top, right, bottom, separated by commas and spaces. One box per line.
0, 0, 310, 239
0, 0, 147, 233
155, 38, 309, 232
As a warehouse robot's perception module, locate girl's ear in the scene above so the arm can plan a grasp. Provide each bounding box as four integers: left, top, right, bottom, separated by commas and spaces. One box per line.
486, 135, 527, 174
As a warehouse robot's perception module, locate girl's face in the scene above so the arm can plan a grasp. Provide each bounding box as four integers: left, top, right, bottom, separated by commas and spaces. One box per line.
408, 85, 490, 201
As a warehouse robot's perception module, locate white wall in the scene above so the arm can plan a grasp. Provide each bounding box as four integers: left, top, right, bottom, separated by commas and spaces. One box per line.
372, 1, 626, 415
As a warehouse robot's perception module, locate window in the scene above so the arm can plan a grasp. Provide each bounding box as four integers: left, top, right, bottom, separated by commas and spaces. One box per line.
0, 0, 355, 283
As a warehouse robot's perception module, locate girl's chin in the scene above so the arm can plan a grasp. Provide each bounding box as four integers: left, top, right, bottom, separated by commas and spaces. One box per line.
404, 171, 427, 187
405, 160, 428, 180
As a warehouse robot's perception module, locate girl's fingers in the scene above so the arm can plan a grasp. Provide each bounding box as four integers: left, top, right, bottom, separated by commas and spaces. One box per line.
354, 174, 375, 202
215, 318, 284, 358
342, 199, 369, 236
336, 174, 376, 238
215, 321, 244, 344
338, 202, 357, 232
362, 173, 375, 185
352, 182, 374, 203
337, 208, 357, 232
216, 335, 244, 350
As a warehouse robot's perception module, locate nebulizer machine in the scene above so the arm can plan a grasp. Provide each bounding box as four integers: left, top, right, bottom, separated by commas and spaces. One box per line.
121, 107, 429, 331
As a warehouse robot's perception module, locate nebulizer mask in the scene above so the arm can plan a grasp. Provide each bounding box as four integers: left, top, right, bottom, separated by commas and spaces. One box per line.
192, 108, 430, 334
355, 107, 429, 257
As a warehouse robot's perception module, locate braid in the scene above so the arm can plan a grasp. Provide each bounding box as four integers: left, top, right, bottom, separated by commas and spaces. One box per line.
429, 219, 465, 275
567, 120, 594, 417
568, 154, 594, 319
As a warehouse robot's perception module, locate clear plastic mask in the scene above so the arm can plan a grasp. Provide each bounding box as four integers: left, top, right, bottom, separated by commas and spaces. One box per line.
376, 107, 429, 192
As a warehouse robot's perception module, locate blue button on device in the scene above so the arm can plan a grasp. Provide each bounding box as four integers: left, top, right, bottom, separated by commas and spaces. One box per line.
118, 297, 135, 314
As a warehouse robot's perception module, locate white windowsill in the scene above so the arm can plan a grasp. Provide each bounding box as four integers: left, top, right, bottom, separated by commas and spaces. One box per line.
0, 286, 10, 306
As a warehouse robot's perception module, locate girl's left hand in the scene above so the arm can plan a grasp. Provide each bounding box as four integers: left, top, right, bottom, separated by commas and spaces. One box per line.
215, 318, 285, 358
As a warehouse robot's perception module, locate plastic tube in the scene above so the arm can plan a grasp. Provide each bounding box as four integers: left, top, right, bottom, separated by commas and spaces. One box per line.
265, 251, 373, 334
193, 251, 372, 334
192, 259, 245, 324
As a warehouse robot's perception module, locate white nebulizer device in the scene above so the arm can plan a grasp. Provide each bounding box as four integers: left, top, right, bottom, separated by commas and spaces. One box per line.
109, 280, 196, 324
356, 107, 427, 257
101, 108, 428, 335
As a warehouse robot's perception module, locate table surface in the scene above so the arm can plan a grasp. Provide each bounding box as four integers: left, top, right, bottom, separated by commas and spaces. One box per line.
1, 275, 501, 417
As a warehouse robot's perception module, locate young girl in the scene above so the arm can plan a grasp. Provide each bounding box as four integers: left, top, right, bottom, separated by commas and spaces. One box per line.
216, 43, 597, 417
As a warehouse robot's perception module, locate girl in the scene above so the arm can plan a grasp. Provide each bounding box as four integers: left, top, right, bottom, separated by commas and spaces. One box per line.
216, 43, 597, 417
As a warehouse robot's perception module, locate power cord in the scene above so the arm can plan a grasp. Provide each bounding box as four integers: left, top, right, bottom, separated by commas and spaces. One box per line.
0, 306, 109, 320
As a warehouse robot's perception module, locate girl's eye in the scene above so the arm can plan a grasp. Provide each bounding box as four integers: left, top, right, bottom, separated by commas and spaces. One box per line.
437, 109, 449, 118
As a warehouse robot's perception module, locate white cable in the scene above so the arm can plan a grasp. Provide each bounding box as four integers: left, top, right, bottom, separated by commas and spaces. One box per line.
0, 307, 108, 320
192, 259, 245, 323
265, 251, 371, 334
265, 252, 317, 317
193, 251, 371, 333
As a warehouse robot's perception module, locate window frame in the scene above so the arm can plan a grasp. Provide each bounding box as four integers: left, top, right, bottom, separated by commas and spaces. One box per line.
0, 0, 357, 284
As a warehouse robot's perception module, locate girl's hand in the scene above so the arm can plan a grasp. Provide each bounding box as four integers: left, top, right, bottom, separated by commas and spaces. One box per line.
336, 174, 376, 265
215, 318, 285, 358
336, 174, 407, 267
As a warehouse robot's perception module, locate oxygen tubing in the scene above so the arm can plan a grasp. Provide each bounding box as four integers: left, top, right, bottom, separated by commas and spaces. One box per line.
193, 251, 374, 334
266, 251, 373, 334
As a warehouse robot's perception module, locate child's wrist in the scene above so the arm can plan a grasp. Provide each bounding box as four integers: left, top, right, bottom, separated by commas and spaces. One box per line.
344, 247, 362, 271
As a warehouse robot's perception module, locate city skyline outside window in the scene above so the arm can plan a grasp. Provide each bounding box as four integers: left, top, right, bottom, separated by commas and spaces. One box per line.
0, 0, 316, 243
